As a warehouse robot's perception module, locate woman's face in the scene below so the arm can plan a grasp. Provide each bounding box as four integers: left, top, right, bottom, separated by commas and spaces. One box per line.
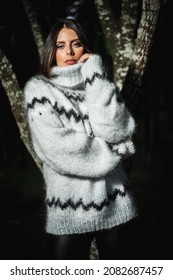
55, 27, 85, 67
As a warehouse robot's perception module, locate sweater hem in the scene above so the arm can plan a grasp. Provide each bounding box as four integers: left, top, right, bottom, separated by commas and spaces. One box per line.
45, 211, 138, 235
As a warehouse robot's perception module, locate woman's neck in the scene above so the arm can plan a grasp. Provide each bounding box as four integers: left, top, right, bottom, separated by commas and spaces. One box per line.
50, 63, 84, 88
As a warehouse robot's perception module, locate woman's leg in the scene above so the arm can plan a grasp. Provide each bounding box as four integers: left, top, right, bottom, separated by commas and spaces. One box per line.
46, 232, 93, 260
95, 225, 125, 260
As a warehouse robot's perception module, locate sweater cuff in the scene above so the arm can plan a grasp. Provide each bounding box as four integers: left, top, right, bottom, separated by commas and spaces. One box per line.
81, 54, 104, 80
109, 140, 135, 158
125, 140, 135, 155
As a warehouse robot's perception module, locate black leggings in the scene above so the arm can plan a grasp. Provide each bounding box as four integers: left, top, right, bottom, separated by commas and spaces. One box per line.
46, 225, 124, 260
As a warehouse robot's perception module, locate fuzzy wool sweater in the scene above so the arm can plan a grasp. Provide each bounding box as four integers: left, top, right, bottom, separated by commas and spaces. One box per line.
24, 54, 137, 235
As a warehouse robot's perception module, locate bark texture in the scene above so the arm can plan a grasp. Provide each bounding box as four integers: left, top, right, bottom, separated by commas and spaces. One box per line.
22, 0, 45, 59
0, 49, 42, 171
94, 0, 160, 100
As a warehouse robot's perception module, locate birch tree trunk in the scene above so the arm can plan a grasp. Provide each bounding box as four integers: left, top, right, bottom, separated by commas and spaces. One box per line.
0, 0, 45, 171
94, 0, 138, 90
22, 0, 45, 59
121, 0, 160, 109
94, 0, 160, 101
0, 49, 42, 172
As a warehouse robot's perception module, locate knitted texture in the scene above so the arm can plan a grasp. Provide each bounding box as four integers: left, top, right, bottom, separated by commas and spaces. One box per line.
24, 54, 137, 235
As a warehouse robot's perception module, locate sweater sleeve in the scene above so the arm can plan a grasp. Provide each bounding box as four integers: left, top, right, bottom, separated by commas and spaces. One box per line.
23, 79, 124, 179
81, 54, 136, 144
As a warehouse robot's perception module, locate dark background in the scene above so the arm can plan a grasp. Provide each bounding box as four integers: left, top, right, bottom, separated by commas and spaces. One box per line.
0, 0, 172, 259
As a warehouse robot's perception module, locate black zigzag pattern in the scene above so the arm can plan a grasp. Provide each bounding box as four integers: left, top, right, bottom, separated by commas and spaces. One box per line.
85, 72, 106, 86
27, 97, 89, 122
63, 91, 84, 102
53, 102, 88, 122
85, 72, 124, 104
27, 97, 52, 111
46, 188, 126, 211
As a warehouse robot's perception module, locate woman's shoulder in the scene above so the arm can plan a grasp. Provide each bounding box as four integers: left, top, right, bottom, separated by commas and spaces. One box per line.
24, 75, 44, 93
23, 74, 50, 102
24, 74, 48, 91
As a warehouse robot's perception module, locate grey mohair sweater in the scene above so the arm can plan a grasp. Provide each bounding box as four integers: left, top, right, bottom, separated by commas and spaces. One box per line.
23, 54, 138, 235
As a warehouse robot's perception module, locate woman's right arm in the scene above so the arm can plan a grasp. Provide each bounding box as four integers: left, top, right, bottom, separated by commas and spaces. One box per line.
81, 55, 136, 144
24, 79, 123, 178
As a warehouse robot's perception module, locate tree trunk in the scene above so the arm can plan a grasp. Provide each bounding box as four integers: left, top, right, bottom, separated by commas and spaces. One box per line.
22, 0, 45, 59
0, 49, 43, 172
94, 0, 160, 105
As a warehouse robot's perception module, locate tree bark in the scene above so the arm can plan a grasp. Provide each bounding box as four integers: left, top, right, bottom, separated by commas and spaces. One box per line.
94, 0, 138, 89
22, 0, 45, 60
0, 49, 43, 172
121, 0, 160, 109
94, 0, 160, 101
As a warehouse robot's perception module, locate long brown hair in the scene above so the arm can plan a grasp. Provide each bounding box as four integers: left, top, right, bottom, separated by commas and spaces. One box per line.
40, 18, 93, 78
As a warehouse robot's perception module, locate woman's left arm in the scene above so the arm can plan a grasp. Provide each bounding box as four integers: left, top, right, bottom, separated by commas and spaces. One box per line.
81, 54, 136, 144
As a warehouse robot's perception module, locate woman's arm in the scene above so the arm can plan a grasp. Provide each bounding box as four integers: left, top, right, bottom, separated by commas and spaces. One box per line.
81, 54, 136, 144
24, 79, 124, 178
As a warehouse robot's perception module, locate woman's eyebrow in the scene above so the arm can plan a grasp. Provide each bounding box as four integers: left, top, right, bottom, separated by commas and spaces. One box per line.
56, 39, 80, 44
56, 41, 65, 44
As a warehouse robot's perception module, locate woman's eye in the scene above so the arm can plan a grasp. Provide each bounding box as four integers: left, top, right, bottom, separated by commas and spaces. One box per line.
72, 42, 82, 48
56, 44, 64, 49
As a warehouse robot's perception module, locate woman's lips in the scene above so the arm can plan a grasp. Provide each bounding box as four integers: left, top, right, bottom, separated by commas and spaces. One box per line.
65, 60, 77, 65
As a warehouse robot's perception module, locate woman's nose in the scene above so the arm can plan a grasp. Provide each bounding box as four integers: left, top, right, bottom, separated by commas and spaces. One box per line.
66, 46, 74, 55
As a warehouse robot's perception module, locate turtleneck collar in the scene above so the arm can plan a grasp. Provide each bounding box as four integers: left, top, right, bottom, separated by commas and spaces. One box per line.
50, 62, 84, 88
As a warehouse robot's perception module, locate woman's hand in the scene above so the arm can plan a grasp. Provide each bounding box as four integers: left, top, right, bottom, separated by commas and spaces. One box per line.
78, 53, 92, 63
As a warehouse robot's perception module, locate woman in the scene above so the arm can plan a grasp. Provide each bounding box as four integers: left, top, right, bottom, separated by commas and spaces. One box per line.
24, 18, 138, 260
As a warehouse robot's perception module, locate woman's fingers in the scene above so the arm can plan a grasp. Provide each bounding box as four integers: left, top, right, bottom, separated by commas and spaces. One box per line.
78, 53, 92, 63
